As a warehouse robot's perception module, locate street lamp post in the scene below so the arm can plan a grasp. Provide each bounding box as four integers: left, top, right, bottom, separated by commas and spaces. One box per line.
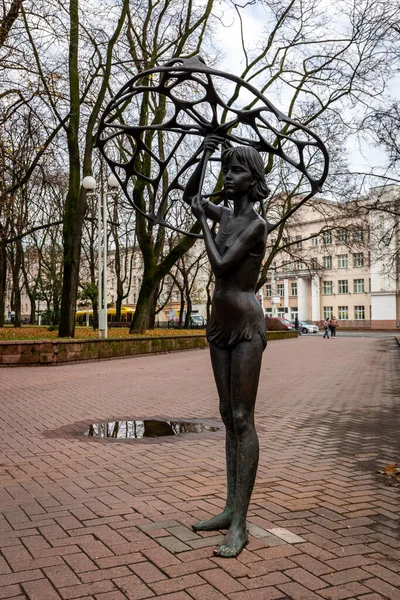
271, 266, 278, 318
82, 174, 119, 339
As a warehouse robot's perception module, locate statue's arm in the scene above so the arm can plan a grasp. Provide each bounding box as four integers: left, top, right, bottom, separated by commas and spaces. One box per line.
182, 155, 206, 205
183, 138, 224, 223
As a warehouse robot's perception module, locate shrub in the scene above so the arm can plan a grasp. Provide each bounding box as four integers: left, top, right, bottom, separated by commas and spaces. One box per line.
265, 316, 287, 331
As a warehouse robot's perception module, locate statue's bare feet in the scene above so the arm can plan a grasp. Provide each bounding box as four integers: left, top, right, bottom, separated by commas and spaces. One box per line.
213, 526, 248, 558
192, 510, 232, 532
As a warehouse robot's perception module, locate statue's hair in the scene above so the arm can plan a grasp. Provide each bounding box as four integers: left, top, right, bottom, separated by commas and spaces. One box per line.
221, 146, 271, 204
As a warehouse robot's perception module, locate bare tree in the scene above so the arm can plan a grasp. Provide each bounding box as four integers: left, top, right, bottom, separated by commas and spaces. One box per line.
2, 0, 130, 335
0, 0, 24, 48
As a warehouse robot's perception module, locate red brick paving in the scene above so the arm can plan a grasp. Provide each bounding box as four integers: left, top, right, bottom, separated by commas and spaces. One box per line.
0, 336, 399, 599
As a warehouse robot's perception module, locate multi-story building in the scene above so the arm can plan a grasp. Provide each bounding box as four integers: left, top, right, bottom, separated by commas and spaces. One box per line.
263, 187, 400, 329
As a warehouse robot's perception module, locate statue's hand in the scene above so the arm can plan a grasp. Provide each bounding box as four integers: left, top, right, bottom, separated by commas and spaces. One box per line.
191, 193, 206, 219
203, 134, 225, 154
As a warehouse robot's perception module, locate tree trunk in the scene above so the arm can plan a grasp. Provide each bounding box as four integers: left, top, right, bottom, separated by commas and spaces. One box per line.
58, 0, 81, 338
116, 295, 123, 322
0, 241, 6, 327
178, 292, 185, 328
58, 200, 84, 336
91, 299, 98, 329
0, 0, 23, 48
11, 245, 22, 328
28, 291, 36, 324
184, 294, 192, 328
129, 272, 159, 333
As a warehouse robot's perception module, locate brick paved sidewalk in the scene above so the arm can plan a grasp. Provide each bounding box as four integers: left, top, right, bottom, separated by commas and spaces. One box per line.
1, 336, 399, 600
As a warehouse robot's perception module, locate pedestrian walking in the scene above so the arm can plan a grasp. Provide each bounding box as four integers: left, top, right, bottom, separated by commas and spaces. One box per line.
294, 316, 301, 336
323, 318, 330, 338
330, 316, 338, 338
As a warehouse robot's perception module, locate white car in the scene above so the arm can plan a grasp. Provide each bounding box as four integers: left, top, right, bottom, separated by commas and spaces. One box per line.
190, 315, 207, 328
299, 320, 319, 334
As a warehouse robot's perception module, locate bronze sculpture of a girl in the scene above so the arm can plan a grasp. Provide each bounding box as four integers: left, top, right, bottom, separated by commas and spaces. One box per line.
184, 136, 272, 557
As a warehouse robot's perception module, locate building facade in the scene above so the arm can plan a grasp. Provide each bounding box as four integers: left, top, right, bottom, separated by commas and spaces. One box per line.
263, 190, 400, 329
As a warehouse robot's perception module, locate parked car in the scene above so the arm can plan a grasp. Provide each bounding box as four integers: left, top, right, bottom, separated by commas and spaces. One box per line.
294, 320, 319, 334
189, 315, 207, 328
275, 317, 295, 330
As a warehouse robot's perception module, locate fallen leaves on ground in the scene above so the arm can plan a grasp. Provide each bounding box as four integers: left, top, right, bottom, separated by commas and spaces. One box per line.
0, 326, 205, 341
377, 463, 400, 486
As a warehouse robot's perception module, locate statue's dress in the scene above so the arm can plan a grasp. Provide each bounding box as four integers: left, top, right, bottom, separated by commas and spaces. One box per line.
206, 207, 267, 350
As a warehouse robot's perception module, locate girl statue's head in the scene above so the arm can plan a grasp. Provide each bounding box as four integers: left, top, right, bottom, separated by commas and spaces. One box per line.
221, 145, 271, 204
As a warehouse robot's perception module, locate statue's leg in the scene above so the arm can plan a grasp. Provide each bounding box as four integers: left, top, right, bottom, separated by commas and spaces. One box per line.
193, 343, 235, 532
214, 334, 263, 557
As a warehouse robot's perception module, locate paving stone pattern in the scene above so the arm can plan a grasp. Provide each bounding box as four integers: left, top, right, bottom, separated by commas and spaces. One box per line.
0, 336, 399, 599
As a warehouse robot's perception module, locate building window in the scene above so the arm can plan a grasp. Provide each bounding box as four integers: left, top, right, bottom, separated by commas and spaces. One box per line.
311, 235, 318, 247
265, 308, 272, 316
338, 254, 348, 269
323, 306, 333, 319
338, 280, 348, 294
354, 305, 365, 320
323, 281, 333, 294
353, 228, 363, 242
337, 229, 348, 243
354, 279, 364, 293
295, 235, 302, 248
291, 307, 298, 320
277, 308, 285, 317
338, 306, 348, 320
323, 255, 332, 269
291, 282, 297, 296
277, 283, 285, 297
266, 284, 272, 297
353, 253, 364, 268
322, 231, 332, 245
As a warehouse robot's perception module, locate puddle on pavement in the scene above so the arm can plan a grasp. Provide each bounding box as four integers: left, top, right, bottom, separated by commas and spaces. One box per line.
82, 419, 220, 440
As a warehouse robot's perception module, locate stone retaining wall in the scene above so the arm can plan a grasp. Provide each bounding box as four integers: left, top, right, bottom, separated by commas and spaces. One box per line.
0, 330, 296, 366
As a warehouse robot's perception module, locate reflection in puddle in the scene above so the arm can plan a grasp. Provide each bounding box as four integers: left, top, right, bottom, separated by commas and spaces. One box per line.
83, 420, 219, 440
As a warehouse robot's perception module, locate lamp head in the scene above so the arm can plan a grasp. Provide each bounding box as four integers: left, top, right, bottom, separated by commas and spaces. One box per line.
82, 176, 97, 190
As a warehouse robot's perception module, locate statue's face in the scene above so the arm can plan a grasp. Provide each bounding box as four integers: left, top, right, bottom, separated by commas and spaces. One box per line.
222, 157, 254, 199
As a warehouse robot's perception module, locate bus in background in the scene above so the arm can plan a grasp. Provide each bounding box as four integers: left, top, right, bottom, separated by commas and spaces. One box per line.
76, 307, 135, 326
